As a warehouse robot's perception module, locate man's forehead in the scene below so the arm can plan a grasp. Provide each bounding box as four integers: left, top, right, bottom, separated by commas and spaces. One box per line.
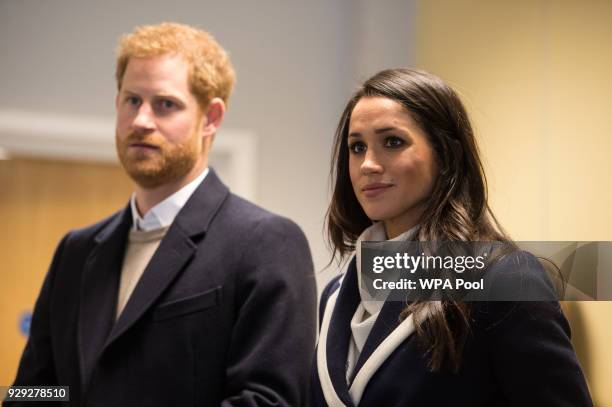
120, 54, 191, 93
124, 53, 188, 75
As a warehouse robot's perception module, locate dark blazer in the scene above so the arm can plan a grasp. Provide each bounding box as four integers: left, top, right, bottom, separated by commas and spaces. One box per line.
311, 254, 593, 407
7, 169, 317, 407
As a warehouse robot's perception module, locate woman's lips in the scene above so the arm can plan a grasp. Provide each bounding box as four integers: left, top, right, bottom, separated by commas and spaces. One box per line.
361, 183, 393, 198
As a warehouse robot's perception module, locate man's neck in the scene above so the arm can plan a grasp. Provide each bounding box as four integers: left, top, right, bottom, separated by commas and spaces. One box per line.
134, 165, 205, 216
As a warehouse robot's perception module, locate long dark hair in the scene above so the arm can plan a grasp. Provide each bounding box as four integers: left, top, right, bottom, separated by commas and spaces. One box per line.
326, 68, 510, 372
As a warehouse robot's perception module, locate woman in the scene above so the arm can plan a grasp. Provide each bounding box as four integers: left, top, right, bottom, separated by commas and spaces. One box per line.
311, 69, 592, 406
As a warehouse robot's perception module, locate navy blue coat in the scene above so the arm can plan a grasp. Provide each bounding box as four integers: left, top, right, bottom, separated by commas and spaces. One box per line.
7, 169, 317, 407
311, 255, 592, 407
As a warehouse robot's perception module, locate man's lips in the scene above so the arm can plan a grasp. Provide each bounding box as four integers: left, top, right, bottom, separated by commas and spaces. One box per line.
361, 183, 393, 198
128, 142, 160, 150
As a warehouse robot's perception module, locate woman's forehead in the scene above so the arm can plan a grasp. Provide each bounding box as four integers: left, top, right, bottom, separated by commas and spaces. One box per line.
349, 97, 417, 132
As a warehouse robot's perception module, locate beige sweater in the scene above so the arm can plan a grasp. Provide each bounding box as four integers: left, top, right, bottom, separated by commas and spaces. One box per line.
116, 226, 170, 319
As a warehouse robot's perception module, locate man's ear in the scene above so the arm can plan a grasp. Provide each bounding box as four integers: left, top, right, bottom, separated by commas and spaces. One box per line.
202, 98, 226, 138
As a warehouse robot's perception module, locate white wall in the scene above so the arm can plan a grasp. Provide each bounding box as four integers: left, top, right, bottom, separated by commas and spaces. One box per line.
0, 0, 413, 285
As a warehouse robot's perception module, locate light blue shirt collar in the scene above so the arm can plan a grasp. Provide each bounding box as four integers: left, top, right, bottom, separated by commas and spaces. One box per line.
130, 168, 209, 231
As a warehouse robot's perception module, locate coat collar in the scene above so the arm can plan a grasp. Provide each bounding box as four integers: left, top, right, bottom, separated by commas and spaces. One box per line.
317, 258, 419, 406
129, 167, 209, 231
78, 168, 229, 392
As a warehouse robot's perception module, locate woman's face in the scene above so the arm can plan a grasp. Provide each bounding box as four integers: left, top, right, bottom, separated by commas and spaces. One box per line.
348, 96, 438, 238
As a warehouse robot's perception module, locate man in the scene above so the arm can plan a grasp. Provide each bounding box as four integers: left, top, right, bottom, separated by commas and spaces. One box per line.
7, 22, 316, 406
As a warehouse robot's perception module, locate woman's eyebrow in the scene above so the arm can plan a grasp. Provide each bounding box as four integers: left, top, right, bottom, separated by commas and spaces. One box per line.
349, 126, 403, 138
374, 126, 399, 134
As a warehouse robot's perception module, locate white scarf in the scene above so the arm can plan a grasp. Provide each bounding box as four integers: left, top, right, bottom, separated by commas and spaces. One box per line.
347, 222, 419, 379
317, 223, 436, 406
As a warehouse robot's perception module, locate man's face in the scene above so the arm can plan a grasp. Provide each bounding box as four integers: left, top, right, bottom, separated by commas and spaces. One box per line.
115, 53, 206, 189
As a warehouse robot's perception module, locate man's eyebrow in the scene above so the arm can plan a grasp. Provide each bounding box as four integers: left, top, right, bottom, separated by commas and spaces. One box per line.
119, 89, 140, 97
154, 92, 182, 99
119, 89, 183, 100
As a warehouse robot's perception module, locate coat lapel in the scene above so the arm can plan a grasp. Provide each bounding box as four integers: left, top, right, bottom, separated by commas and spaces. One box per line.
348, 299, 405, 384
348, 298, 429, 406
318, 258, 360, 406
78, 206, 131, 391
103, 169, 230, 350
318, 252, 428, 406
78, 169, 229, 391
342, 260, 420, 406
103, 222, 197, 345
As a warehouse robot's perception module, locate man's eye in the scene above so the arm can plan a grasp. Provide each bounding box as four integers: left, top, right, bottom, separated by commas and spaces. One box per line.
126, 96, 140, 106
348, 142, 366, 154
385, 136, 404, 148
158, 99, 175, 109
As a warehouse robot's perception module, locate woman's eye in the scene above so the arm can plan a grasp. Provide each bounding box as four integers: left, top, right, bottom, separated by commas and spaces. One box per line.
349, 142, 366, 154
385, 136, 404, 148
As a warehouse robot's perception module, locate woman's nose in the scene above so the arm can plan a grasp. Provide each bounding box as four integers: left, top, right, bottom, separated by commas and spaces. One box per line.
361, 149, 383, 174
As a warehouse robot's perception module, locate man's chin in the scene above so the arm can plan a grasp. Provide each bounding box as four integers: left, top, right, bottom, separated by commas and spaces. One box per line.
127, 172, 167, 189
124, 164, 195, 190
118, 153, 199, 190
123, 164, 170, 189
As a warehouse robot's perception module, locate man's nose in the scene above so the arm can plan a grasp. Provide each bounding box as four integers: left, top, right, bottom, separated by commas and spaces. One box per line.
131, 103, 156, 132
